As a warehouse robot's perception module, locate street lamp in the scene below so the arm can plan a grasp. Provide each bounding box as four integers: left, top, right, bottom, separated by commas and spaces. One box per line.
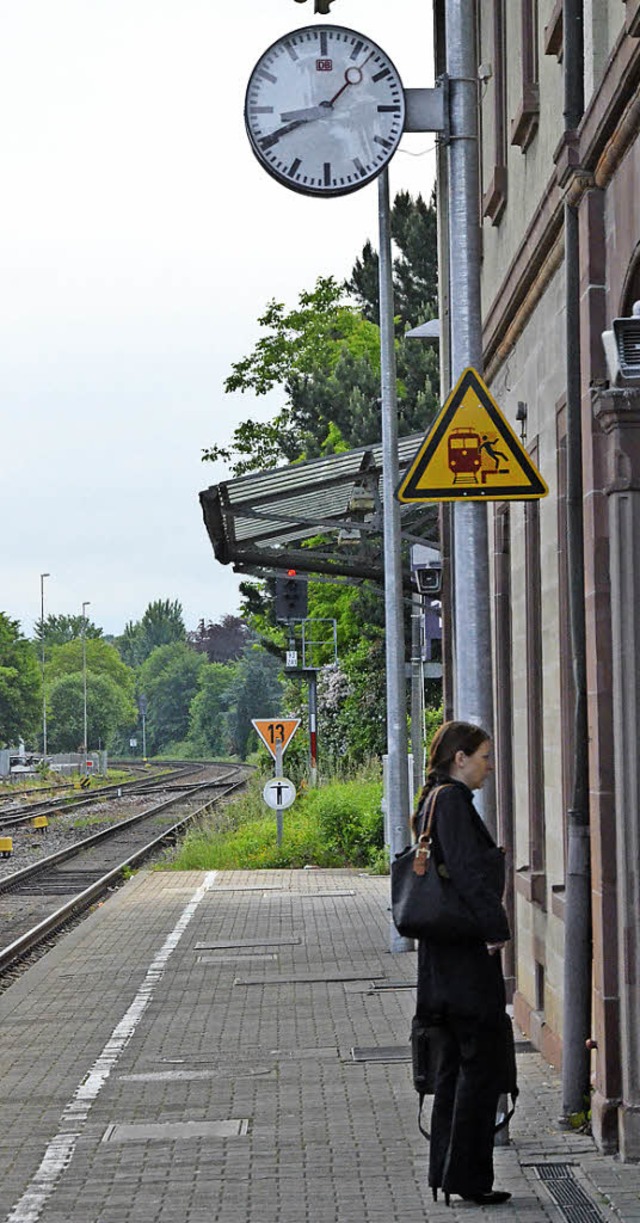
40, 573, 50, 758
82, 601, 90, 764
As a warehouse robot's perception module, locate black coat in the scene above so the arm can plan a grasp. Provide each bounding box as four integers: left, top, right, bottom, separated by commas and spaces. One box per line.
416, 778, 510, 1025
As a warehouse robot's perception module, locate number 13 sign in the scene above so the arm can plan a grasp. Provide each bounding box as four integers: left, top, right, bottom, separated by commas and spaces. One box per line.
251, 718, 301, 761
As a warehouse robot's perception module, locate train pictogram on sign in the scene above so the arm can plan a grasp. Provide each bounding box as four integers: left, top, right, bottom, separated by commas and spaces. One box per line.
396, 367, 548, 503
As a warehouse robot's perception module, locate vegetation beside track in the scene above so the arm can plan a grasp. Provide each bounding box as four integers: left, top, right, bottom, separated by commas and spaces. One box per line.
165, 767, 386, 873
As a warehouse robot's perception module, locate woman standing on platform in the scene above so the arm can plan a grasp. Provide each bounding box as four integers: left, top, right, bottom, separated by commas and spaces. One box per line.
413, 720, 512, 1207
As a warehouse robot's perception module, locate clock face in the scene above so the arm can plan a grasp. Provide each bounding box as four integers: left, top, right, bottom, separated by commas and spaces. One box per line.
245, 25, 406, 198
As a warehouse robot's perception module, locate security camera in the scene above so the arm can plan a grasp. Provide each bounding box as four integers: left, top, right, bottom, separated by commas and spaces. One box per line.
602, 302, 640, 387
415, 564, 442, 595
411, 543, 442, 595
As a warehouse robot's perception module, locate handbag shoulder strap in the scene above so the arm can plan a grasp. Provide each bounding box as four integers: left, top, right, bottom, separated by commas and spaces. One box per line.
417, 783, 450, 841
413, 785, 451, 876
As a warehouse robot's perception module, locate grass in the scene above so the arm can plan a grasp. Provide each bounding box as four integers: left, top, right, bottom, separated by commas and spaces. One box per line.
164, 769, 386, 873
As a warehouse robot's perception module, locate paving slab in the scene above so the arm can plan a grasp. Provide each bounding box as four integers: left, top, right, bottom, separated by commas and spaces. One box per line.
0, 868, 639, 1222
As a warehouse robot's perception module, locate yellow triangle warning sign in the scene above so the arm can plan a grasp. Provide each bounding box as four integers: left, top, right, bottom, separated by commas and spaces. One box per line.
251, 718, 301, 760
396, 367, 548, 503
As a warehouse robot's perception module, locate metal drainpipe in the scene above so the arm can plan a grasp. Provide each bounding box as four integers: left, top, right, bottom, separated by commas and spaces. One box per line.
561, 0, 592, 1121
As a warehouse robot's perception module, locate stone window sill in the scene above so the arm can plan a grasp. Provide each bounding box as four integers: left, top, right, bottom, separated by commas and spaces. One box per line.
482, 165, 508, 226
515, 866, 547, 909
551, 884, 566, 921
544, 0, 563, 59
511, 85, 540, 152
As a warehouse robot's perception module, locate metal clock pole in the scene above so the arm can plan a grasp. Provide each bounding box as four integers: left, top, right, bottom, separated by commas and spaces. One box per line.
378, 168, 413, 952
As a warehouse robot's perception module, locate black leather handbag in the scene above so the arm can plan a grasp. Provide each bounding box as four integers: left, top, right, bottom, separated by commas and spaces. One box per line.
391, 785, 482, 943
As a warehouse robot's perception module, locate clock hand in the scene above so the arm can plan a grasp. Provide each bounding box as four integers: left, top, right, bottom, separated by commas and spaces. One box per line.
279, 104, 328, 123
258, 118, 307, 151
327, 66, 362, 107
277, 52, 376, 128
325, 52, 374, 107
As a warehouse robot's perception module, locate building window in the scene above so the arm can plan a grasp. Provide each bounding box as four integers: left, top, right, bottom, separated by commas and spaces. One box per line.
482, 0, 508, 225
511, 0, 540, 150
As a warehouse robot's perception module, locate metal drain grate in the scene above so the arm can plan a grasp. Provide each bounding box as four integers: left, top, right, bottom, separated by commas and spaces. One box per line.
234, 971, 386, 987
370, 980, 415, 991
530, 1164, 606, 1221
351, 1046, 411, 1063
195, 937, 301, 950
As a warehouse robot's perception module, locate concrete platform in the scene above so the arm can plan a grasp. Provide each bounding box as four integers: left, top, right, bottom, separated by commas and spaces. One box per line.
1, 868, 639, 1222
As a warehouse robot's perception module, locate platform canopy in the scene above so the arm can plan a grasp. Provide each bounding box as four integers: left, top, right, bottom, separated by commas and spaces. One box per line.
199, 434, 437, 587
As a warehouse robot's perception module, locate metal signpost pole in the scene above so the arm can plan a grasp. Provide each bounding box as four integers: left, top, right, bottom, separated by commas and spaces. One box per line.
445, 0, 495, 820
40, 573, 50, 759
275, 739, 284, 846
411, 591, 425, 803
81, 600, 91, 772
378, 167, 413, 953
308, 673, 318, 788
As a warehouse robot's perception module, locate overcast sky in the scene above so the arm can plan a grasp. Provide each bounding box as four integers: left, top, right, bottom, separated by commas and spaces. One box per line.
1, 1, 436, 638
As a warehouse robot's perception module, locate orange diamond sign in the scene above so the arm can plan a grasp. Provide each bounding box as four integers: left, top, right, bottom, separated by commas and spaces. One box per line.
251, 718, 301, 760
396, 367, 548, 503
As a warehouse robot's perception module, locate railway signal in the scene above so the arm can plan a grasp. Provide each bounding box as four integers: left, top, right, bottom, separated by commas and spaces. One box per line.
275, 571, 308, 622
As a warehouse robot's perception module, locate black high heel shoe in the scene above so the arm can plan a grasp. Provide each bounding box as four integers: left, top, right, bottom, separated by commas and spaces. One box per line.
461, 1191, 512, 1205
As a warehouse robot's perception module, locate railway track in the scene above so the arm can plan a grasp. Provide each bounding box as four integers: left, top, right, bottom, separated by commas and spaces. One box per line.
0, 762, 249, 981
0, 762, 203, 831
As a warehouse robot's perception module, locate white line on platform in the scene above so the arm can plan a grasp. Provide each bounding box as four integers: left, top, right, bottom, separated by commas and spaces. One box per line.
4, 871, 218, 1223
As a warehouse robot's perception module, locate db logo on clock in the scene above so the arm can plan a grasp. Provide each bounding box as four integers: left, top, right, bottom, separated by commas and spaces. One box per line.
316, 58, 333, 71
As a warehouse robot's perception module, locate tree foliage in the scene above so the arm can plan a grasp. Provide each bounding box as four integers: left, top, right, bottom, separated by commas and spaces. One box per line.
188, 615, 251, 663
346, 189, 438, 327
34, 614, 103, 646
188, 663, 236, 756
204, 192, 440, 478
137, 642, 206, 754
0, 614, 40, 746
226, 648, 284, 759
117, 599, 186, 667
47, 638, 136, 697
47, 673, 136, 752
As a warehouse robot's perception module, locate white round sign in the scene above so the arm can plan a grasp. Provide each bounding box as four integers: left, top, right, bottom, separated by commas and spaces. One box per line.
263, 777, 296, 810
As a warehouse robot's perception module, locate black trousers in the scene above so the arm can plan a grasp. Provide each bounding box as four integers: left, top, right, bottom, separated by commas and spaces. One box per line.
428, 1017, 503, 1197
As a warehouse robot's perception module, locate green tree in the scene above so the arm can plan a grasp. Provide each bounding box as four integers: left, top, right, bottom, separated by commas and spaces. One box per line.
188, 662, 237, 756
226, 648, 284, 759
47, 638, 136, 698
204, 193, 440, 478
138, 642, 206, 753
188, 616, 251, 663
346, 189, 438, 327
34, 613, 103, 646
204, 276, 382, 474
0, 614, 40, 746
47, 673, 136, 752
116, 599, 186, 667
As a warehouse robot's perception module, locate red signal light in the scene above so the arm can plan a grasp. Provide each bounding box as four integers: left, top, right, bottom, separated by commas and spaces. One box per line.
287, 569, 297, 577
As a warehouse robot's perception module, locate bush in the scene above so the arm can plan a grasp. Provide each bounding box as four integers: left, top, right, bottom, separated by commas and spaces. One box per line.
303, 778, 384, 866
165, 770, 384, 872
170, 808, 342, 871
